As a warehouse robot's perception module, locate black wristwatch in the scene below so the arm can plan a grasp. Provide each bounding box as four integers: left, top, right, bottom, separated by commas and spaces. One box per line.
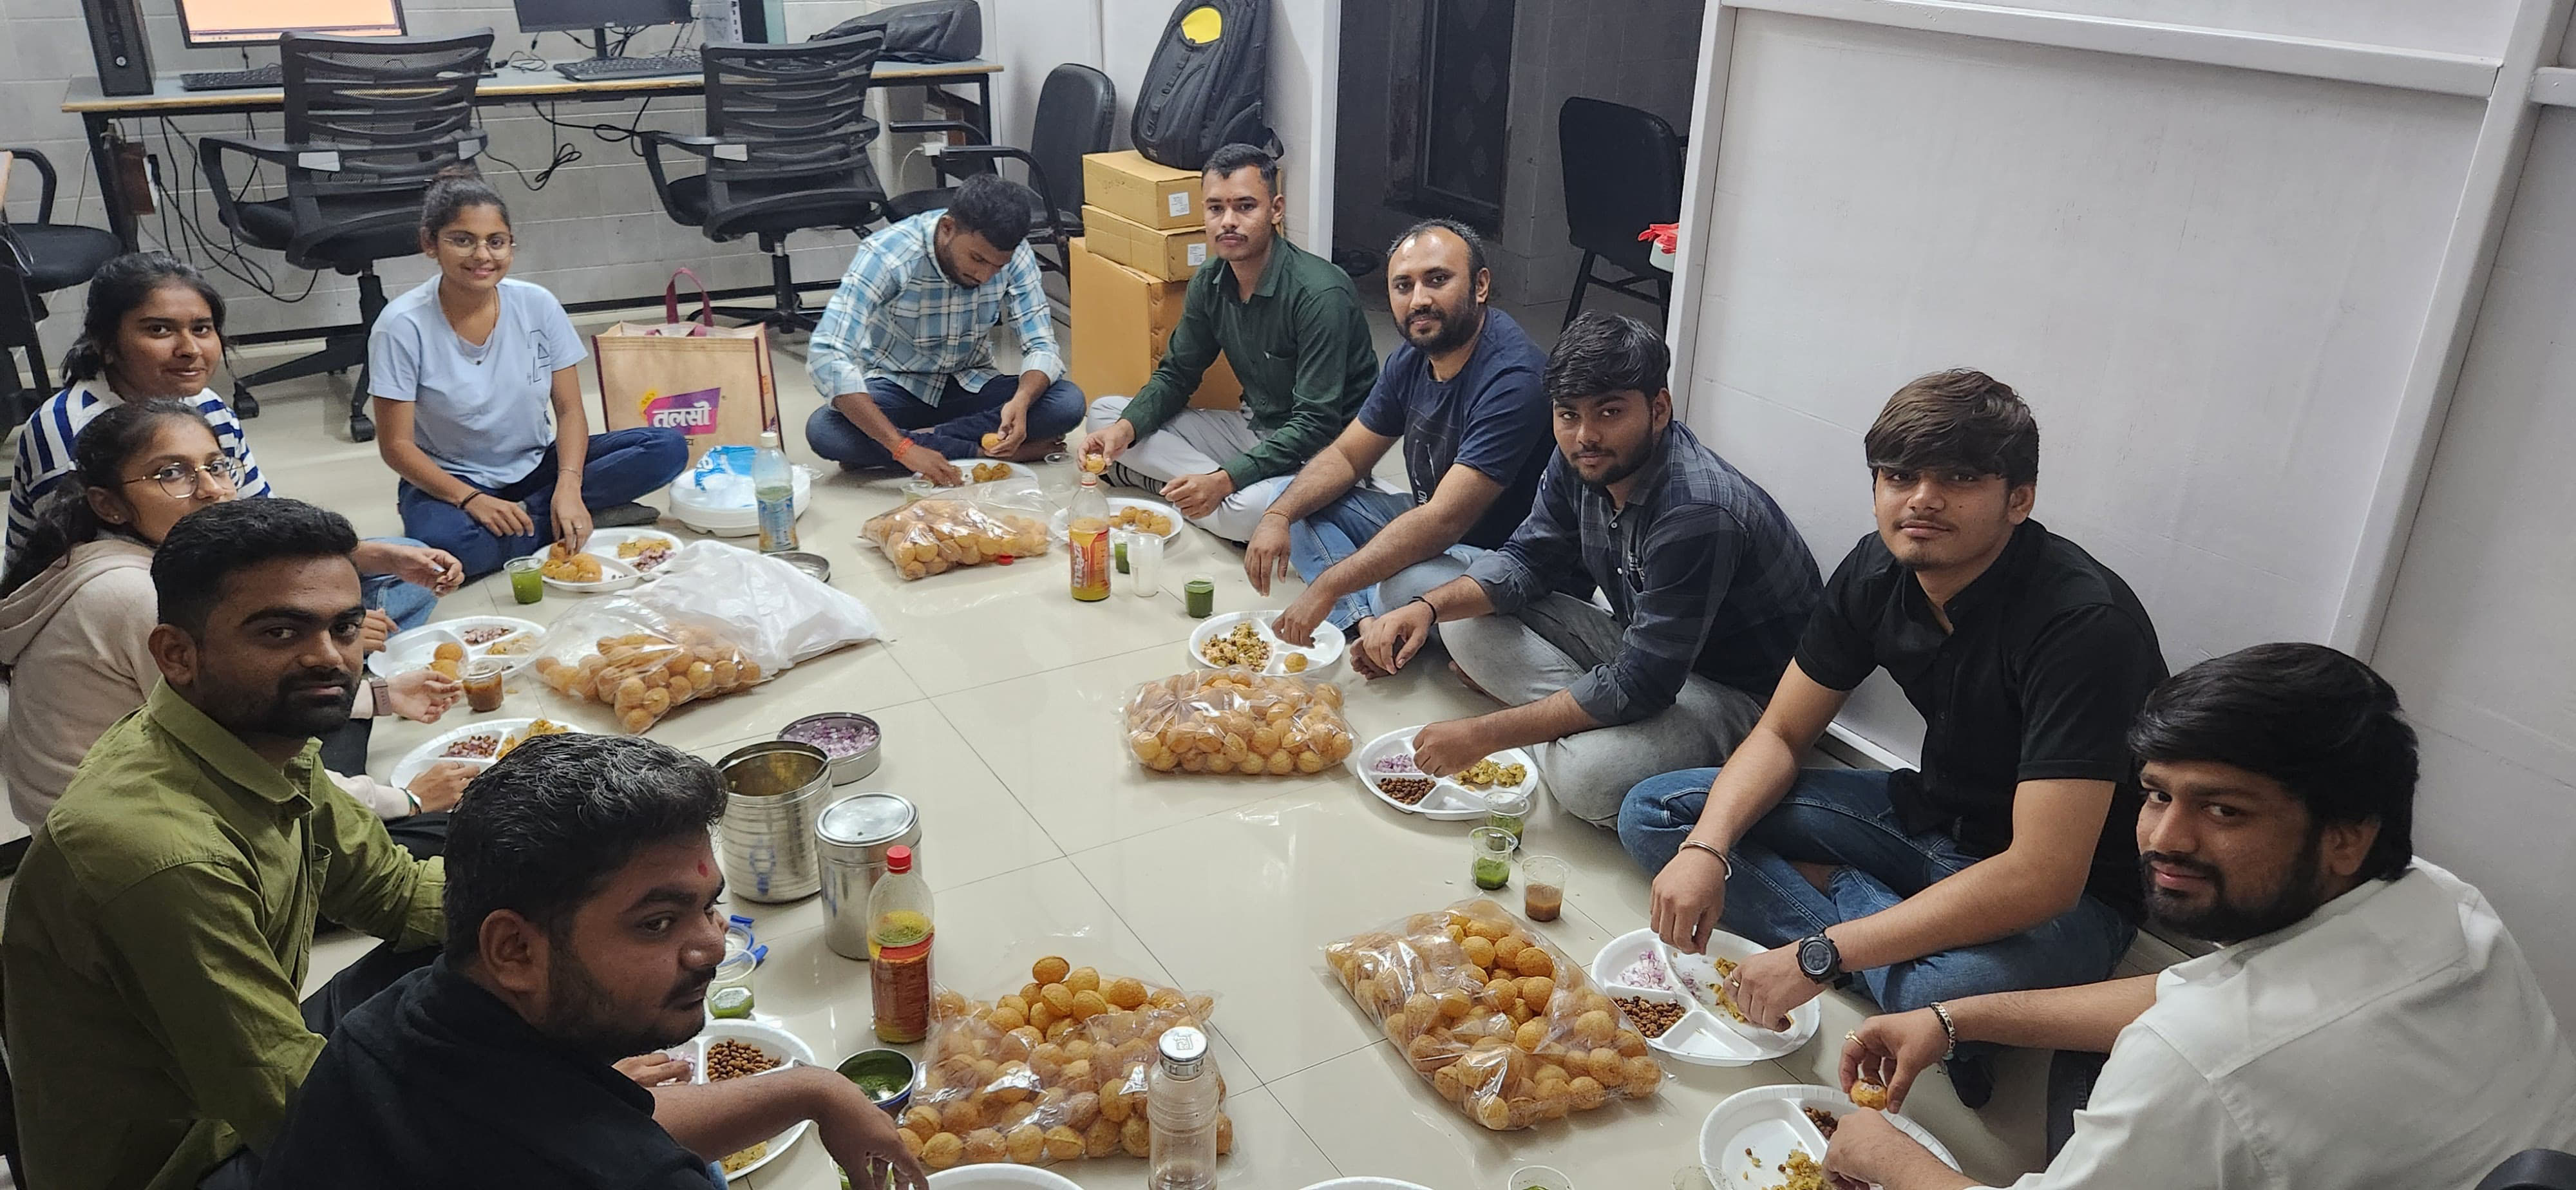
1796, 932, 1843, 984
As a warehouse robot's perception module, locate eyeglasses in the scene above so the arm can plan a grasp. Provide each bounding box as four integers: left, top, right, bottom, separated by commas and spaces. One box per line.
438, 232, 516, 254
124, 457, 246, 498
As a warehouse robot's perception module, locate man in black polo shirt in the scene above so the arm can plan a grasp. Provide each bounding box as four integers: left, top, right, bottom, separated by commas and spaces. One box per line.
1618, 370, 2164, 1105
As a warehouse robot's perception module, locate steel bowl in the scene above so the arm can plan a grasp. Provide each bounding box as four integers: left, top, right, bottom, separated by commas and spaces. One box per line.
776, 551, 831, 583
836, 1048, 917, 1114
777, 712, 882, 785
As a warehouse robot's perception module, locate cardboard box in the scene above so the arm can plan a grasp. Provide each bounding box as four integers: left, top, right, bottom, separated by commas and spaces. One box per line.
1083, 203, 1209, 282
1083, 150, 1204, 231
1068, 237, 1241, 410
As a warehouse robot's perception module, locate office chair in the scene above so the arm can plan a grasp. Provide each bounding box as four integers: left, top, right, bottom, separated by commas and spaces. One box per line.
200, 30, 495, 442
2479, 1149, 2576, 1190
1557, 96, 1683, 327
0, 149, 124, 421
883, 62, 1116, 275
641, 31, 891, 335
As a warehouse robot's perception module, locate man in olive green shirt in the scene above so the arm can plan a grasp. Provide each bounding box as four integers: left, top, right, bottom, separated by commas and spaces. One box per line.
2, 498, 444, 1190
1083, 142, 1380, 542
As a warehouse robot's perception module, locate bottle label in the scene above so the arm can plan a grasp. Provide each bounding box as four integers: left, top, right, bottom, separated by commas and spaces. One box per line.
1069, 525, 1110, 600
757, 491, 797, 552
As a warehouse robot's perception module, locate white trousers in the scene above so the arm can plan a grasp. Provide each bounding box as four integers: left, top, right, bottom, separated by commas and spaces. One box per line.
1085, 396, 1295, 542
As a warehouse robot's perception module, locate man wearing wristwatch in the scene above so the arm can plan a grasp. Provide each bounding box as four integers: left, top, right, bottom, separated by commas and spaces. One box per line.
1619, 372, 2166, 1106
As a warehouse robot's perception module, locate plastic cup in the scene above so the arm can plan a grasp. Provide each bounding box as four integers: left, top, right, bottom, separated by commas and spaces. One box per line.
461, 658, 507, 713
1672, 1166, 1719, 1190
1185, 574, 1215, 618
1470, 826, 1515, 891
1508, 1166, 1575, 1190
1522, 855, 1567, 922
504, 556, 544, 604
1127, 531, 1163, 596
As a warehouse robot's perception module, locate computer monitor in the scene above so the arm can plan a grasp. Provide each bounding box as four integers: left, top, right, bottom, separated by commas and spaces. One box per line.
511, 0, 693, 35
175, 0, 407, 47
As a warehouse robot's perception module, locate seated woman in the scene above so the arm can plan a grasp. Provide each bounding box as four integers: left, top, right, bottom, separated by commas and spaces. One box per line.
0, 401, 471, 853
370, 167, 688, 580
6, 252, 460, 631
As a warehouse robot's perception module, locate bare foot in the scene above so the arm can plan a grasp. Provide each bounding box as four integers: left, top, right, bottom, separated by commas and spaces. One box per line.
1448, 660, 1498, 703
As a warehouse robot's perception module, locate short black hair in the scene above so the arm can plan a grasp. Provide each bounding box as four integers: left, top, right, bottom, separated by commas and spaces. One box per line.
1545, 312, 1668, 405
65, 252, 225, 383
1388, 217, 1488, 281
1865, 370, 2040, 488
151, 498, 359, 637
943, 173, 1036, 253
2129, 643, 2418, 883
442, 733, 728, 965
1202, 143, 1278, 196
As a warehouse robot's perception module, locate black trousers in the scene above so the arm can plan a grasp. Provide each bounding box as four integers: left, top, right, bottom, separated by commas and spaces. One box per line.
197, 940, 440, 1189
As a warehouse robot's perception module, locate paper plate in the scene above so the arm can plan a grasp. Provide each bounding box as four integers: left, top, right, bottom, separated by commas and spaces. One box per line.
938, 458, 1040, 484
1048, 496, 1186, 543
1698, 1084, 1956, 1187
691, 1018, 819, 1180
368, 616, 545, 679
1349, 726, 1537, 822
384, 715, 579, 791
1590, 928, 1820, 1066
582, 527, 683, 575
1298, 1181, 1439, 1190
1188, 610, 1346, 679
518, 542, 646, 593
927, 1166, 1083, 1188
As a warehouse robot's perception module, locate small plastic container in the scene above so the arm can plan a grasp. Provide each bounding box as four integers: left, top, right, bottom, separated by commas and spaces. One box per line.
1510, 1166, 1575, 1190
1184, 574, 1215, 618
1485, 785, 1532, 844
460, 658, 507, 713
709, 948, 757, 1018
504, 556, 544, 604
1522, 855, 1567, 923
1470, 826, 1515, 891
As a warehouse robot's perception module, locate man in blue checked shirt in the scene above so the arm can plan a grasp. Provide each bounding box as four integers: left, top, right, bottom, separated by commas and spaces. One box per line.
802, 175, 1083, 486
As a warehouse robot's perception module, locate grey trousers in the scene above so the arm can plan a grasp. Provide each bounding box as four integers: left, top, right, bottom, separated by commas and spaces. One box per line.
1445, 593, 1766, 827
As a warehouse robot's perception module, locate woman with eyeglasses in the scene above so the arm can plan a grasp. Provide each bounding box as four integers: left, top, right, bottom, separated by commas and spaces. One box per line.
0, 401, 472, 840
5, 252, 462, 639
368, 166, 688, 580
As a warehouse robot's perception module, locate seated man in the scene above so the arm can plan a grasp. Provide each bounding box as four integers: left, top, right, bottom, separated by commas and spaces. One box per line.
1826, 644, 2576, 1189
255, 734, 925, 1189
1620, 370, 2164, 1106
804, 173, 1084, 484
1, 498, 445, 1190
1360, 313, 1820, 826
1245, 218, 1551, 657
1083, 143, 1379, 542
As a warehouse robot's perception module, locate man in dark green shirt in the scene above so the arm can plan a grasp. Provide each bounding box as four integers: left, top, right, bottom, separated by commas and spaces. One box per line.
1082, 142, 1379, 542
2, 499, 444, 1190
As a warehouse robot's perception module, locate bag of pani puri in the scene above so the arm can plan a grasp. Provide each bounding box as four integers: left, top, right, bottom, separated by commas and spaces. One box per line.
862, 477, 1054, 580
1122, 668, 1353, 777
530, 602, 768, 732
1325, 900, 1665, 1130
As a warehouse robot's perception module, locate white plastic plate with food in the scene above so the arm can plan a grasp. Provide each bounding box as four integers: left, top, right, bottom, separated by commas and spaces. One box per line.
582, 527, 683, 574
1697, 1084, 1956, 1188
1296, 1180, 1439, 1190
369, 616, 546, 680
1589, 928, 1821, 1066
1349, 726, 1538, 823
1188, 610, 1346, 679
938, 458, 1039, 484
516, 543, 645, 594
1047, 496, 1187, 543
926, 1166, 1083, 1188
384, 716, 579, 791
690, 1018, 818, 1181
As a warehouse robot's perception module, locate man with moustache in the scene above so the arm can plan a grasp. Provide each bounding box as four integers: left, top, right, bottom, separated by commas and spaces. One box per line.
254, 735, 927, 1189
1242, 218, 1551, 661
1, 498, 446, 1190
1823, 645, 2576, 1189
1620, 370, 2165, 1106
1357, 313, 1820, 827
1083, 143, 1379, 541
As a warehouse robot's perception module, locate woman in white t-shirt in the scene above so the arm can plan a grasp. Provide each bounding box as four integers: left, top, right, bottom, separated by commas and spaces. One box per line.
369, 167, 689, 579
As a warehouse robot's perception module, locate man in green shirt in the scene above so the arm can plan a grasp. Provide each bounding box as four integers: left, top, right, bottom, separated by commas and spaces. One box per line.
2, 498, 445, 1190
1082, 142, 1380, 542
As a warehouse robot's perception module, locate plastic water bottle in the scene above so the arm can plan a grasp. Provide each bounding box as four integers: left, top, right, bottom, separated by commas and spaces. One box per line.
1147, 1026, 1220, 1189
753, 430, 797, 554
1067, 475, 1112, 601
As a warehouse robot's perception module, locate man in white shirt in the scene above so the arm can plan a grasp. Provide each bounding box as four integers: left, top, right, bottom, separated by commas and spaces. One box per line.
1827, 642, 2576, 1190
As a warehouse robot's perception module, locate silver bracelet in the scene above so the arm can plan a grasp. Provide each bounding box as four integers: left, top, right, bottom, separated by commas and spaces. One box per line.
1677, 840, 1732, 879
1929, 1001, 1958, 1062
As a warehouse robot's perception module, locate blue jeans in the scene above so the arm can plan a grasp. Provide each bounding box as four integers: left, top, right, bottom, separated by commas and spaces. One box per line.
359, 535, 437, 630
1287, 486, 1482, 629
396, 428, 691, 580
804, 375, 1086, 469
1618, 767, 2134, 1019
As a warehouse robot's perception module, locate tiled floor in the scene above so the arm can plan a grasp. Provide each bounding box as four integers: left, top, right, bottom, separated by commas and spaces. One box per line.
191, 287, 2057, 1189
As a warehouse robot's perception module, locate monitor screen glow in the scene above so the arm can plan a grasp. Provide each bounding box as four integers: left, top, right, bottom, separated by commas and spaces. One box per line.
176, 0, 406, 46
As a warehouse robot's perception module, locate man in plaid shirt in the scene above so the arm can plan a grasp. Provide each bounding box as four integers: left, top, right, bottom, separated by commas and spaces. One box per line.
803, 175, 1082, 486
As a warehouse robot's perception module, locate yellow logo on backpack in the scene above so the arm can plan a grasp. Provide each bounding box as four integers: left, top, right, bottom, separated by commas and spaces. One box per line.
1180, 5, 1222, 44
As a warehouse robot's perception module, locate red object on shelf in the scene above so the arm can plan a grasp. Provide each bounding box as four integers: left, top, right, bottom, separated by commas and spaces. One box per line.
1638, 222, 1679, 254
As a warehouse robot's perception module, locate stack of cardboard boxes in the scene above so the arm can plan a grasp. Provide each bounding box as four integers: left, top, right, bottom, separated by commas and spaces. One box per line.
1068, 149, 1242, 410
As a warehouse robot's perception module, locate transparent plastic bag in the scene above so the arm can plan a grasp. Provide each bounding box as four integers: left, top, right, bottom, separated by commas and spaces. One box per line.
1324, 900, 1665, 1130
635, 540, 886, 666
900, 955, 1231, 1170
862, 477, 1055, 580
530, 604, 765, 733
1121, 668, 1353, 777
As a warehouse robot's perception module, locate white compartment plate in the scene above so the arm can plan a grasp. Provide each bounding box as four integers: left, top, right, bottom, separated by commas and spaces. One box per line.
1048, 495, 1187, 543
1348, 726, 1538, 823
1590, 927, 1820, 1066
384, 715, 580, 791
368, 616, 546, 679
690, 1017, 819, 1180
1187, 609, 1347, 679
1698, 1084, 1956, 1187
927, 1166, 1083, 1188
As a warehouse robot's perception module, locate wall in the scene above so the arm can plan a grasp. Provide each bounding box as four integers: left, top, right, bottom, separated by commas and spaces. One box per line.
1097, 0, 1338, 251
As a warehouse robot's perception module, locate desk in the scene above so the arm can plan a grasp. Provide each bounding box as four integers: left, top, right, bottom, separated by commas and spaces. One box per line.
62, 57, 1002, 252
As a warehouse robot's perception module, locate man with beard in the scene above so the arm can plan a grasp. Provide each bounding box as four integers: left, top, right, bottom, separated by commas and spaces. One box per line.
1621, 370, 2163, 1106
1, 498, 445, 1190
252, 735, 927, 1189
803, 173, 1083, 484
1242, 219, 1551, 659
1824, 644, 2576, 1189
1357, 312, 1819, 826
1082, 143, 1379, 541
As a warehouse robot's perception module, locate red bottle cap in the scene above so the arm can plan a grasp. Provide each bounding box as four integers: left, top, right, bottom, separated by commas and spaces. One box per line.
885, 845, 913, 874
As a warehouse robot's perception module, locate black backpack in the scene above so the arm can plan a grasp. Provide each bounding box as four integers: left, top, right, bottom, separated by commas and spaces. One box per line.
1130, 0, 1276, 171
813, 0, 980, 63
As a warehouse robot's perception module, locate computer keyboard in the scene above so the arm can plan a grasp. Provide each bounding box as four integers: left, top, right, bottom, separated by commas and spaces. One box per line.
178, 65, 283, 91
554, 53, 703, 82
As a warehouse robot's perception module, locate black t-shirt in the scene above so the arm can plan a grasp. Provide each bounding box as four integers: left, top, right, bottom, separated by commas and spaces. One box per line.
255, 959, 716, 1190
1352, 307, 1553, 549
1795, 520, 2165, 918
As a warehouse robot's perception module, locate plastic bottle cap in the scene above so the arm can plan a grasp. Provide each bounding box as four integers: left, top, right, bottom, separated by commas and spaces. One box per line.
759, 431, 781, 449
885, 845, 913, 874
1159, 1025, 1208, 1071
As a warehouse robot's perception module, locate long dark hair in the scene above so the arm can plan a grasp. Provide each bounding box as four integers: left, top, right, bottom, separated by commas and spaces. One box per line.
0, 400, 212, 600
421, 162, 510, 245
61, 253, 227, 385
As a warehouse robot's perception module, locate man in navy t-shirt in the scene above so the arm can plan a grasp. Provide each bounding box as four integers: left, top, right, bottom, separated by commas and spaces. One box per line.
1245, 218, 1551, 666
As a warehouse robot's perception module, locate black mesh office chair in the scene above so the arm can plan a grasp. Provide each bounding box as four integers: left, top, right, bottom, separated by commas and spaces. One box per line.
884, 62, 1116, 275
1557, 96, 1683, 327
641, 31, 891, 334
200, 30, 495, 441
1, 149, 124, 422
2481, 1150, 2576, 1190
